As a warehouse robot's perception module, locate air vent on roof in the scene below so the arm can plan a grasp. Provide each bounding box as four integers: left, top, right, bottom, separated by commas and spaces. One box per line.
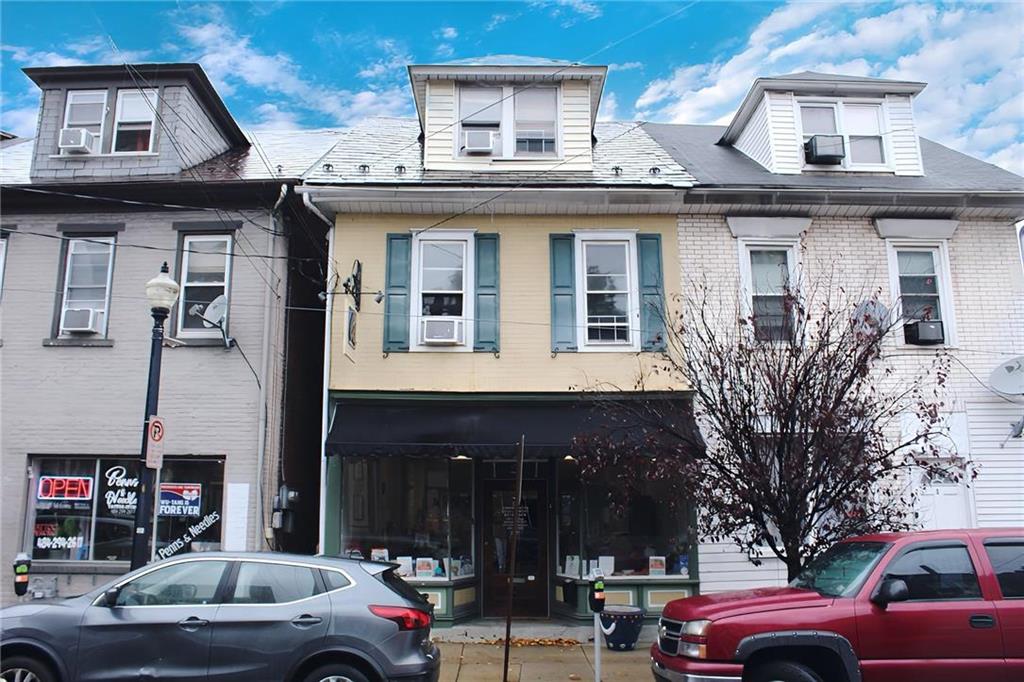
358, 164, 370, 174
804, 135, 845, 165
612, 166, 622, 176
395, 165, 406, 175
649, 166, 661, 175
322, 163, 334, 173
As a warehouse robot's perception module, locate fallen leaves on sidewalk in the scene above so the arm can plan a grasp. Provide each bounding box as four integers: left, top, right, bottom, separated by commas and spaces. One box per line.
476, 636, 582, 647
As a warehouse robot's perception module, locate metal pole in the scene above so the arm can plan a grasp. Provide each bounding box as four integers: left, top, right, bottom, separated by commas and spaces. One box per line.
501, 435, 526, 682
129, 305, 168, 571
594, 610, 601, 682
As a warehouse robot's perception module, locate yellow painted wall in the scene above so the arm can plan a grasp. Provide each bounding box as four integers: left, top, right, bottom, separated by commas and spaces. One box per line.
329, 214, 685, 393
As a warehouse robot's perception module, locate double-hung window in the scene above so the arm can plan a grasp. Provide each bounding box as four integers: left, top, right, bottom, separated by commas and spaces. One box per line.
178, 235, 231, 338
574, 232, 639, 350
458, 84, 559, 158
113, 89, 158, 153
411, 231, 474, 349
799, 101, 886, 170
62, 90, 107, 154
740, 241, 796, 342
514, 87, 557, 155
888, 241, 955, 345
59, 237, 115, 336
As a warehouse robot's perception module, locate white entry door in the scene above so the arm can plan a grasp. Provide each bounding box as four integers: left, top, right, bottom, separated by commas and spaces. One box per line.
917, 469, 971, 529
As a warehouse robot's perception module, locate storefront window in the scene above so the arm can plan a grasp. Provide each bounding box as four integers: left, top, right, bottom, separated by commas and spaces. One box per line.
341, 457, 474, 579
29, 456, 224, 562
582, 478, 693, 578
557, 459, 582, 577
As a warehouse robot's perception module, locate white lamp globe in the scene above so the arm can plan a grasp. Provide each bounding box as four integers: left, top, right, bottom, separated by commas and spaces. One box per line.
145, 262, 180, 312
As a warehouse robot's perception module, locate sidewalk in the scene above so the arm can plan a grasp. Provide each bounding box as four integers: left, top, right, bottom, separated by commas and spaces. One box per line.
437, 641, 651, 682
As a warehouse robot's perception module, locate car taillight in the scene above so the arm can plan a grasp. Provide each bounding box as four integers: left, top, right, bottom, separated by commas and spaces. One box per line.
369, 605, 431, 630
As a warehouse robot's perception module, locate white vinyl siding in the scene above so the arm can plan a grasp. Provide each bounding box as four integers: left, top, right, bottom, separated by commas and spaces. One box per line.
177, 235, 231, 338
767, 91, 803, 174
885, 94, 925, 175
425, 79, 592, 171
734, 93, 774, 170
112, 89, 158, 154
59, 237, 115, 335
62, 90, 107, 154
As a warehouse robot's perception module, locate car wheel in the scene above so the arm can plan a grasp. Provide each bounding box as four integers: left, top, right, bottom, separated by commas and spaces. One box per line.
1, 656, 56, 682
303, 663, 371, 682
748, 660, 823, 682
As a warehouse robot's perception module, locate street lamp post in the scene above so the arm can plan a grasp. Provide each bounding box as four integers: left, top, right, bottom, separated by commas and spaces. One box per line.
129, 263, 180, 571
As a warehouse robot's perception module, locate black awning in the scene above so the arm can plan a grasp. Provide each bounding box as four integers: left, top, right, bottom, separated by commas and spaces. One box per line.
326, 394, 693, 459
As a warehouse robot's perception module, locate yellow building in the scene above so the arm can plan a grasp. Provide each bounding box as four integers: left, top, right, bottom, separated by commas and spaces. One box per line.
301, 59, 700, 623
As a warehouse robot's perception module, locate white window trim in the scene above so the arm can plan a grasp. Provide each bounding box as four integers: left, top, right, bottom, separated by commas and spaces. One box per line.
795, 97, 893, 173
573, 230, 640, 353
177, 234, 233, 339
111, 88, 158, 155
59, 237, 116, 336
62, 89, 108, 154
454, 84, 562, 161
409, 229, 475, 352
885, 239, 958, 347
737, 237, 799, 343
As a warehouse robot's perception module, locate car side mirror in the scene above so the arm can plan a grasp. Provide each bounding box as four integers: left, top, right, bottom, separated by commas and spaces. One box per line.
871, 578, 909, 608
103, 587, 121, 608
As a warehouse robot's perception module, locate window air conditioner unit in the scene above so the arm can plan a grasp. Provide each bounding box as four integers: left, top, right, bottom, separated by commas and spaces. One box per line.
59, 128, 96, 154
62, 308, 99, 334
904, 320, 944, 345
422, 317, 464, 345
804, 134, 845, 165
463, 130, 495, 154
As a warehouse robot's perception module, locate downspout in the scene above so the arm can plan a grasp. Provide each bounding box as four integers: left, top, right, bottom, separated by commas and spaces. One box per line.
316, 199, 335, 554
254, 183, 289, 550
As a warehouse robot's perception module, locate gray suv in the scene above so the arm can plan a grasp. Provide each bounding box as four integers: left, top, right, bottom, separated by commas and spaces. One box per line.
1, 552, 440, 682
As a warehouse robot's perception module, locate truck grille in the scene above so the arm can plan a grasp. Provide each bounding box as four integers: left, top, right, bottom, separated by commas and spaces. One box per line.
657, 616, 683, 656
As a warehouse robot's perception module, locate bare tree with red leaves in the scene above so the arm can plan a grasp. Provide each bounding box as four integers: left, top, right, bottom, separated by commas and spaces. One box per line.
574, 267, 957, 581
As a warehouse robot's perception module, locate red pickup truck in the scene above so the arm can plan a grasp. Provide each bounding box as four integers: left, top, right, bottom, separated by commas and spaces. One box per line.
651, 528, 1023, 682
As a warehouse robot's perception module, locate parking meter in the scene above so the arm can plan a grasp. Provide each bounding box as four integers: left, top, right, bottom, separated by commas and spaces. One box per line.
13, 553, 30, 597
588, 576, 605, 613
589, 573, 605, 681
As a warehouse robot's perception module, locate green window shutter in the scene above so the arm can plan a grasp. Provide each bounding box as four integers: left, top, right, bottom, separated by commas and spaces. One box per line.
550, 234, 577, 352
637, 233, 667, 351
474, 233, 500, 352
383, 233, 411, 352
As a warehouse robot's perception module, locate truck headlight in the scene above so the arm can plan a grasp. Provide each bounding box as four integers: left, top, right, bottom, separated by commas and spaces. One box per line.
679, 619, 711, 658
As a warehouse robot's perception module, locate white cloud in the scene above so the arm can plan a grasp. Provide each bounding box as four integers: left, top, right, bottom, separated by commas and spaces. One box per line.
174, 7, 412, 126
355, 39, 412, 81
597, 91, 619, 121
608, 61, 643, 72
245, 103, 304, 131
436, 26, 458, 40
0, 103, 40, 137
634, 1, 1024, 174
485, 13, 514, 31
435, 43, 455, 59
530, 0, 602, 28
1, 44, 87, 67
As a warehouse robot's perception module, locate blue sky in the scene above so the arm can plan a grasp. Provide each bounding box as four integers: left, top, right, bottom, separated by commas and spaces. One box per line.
1, 1, 1022, 173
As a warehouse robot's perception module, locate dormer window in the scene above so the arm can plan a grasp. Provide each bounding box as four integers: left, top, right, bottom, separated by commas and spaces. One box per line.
457, 84, 559, 158
514, 88, 557, 156
799, 101, 887, 170
113, 89, 158, 153
62, 90, 107, 154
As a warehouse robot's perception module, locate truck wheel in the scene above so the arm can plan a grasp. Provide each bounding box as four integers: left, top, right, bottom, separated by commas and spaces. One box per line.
748, 661, 823, 682
1, 656, 57, 682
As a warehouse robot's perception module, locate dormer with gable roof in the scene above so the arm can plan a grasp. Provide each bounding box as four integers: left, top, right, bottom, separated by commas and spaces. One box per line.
23, 63, 247, 182
719, 71, 926, 176
407, 57, 607, 172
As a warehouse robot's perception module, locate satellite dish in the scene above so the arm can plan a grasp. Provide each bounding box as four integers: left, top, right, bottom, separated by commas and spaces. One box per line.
989, 356, 1024, 396
852, 299, 890, 334
191, 295, 227, 329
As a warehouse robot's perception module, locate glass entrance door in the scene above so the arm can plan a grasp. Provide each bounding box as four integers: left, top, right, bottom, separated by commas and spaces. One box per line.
481, 479, 548, 617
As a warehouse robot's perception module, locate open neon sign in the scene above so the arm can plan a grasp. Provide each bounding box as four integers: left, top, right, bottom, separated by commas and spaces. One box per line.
38, 476, 94, 501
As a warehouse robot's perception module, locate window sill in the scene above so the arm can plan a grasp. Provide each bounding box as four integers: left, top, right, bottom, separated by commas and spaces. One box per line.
42, 337, 114, 347
165, 337, 228, 348
49, 152, 159, 159
30, 560, 129, 575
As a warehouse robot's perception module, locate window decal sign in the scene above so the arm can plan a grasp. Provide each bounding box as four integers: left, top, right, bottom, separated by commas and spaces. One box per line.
159, 483, 202, 517
101, 465, 139, 517
37, 476, 93, 501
